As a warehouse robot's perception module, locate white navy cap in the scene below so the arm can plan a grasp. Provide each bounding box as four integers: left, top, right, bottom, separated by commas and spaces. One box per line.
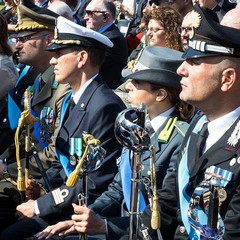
47, 16, 113, 51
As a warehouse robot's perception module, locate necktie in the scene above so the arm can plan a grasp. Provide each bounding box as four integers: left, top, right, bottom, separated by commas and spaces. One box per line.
145, 114, 155, 136
68, 97, 76, 115
196, 122, 209, 157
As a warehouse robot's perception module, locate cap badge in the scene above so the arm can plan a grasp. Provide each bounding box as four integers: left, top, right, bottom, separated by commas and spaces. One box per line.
190, 10, 201, 39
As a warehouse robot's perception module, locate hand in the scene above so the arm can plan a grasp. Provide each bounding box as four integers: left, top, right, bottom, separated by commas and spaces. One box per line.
25, 179, 45, 200
35, 220, 75, 240
72, 203, 107, 235
15, 199, 36, 220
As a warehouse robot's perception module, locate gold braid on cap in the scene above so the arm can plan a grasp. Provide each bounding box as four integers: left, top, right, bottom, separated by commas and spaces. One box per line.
51, 39, 81, 45
16, 24, 49, 31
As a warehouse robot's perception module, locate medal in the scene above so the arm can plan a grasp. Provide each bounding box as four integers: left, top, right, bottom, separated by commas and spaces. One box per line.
70, 155, 77, 166
40, 107, 55, 143
69, 137, 83, 166
218, 188, 227, 206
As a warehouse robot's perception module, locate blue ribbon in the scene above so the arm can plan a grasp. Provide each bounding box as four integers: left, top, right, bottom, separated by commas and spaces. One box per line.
120, 148, 146, 212
178, 115, 208, 239
8, 65, 31, 130
56, 149, 75, 177
60, 91, 73, 126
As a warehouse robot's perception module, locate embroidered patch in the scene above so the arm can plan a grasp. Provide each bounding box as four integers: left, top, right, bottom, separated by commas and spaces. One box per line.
227, 120, 240, 147
52, 188, 69, 205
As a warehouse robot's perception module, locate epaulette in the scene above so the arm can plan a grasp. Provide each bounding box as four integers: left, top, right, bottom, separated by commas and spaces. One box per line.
158, 117, 190, 143
174, 120, 190, 137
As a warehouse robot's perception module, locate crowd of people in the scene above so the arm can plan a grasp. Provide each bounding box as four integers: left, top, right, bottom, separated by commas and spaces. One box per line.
0, 0, 240, 239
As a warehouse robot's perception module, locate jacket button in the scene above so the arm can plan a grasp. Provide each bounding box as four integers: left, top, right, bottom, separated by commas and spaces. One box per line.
3, 118, 7, 123
179, 226, 186, 233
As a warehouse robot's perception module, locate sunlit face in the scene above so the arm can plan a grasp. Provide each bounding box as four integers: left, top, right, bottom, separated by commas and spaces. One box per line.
125, 79, 157, 113
180, 13, 193, 51
84, 0, 107, 31
177, 56, 221, 109
50, 48, 80, 85
15, 31, 51, 66
146, 19, 166, 47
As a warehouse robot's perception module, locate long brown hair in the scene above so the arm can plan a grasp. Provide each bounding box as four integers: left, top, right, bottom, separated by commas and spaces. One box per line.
0, 14, 13, 56
143, 6, 183, 51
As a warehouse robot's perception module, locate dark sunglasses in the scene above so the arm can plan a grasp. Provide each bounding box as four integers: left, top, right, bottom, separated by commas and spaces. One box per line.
15, 33, 48, 43
149, 0, 160, 6
85, 10, 107, 17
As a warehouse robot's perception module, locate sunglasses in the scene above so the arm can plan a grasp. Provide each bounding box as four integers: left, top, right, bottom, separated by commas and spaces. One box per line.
149, 0, 160, 6
15, 33, 48, 43
85, 10, 107, 17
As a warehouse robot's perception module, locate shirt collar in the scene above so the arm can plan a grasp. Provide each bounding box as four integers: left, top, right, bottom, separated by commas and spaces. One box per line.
208, 106, 240, 139
98, 23, 113, 34
151, 106, 175, 132
72, 73, 98, 104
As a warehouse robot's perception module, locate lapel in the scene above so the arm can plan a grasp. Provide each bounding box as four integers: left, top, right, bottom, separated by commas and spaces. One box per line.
190, 117, 240, 178
32, 71, 55, 107
141, 109, 180, 161
58, 77, 103, 149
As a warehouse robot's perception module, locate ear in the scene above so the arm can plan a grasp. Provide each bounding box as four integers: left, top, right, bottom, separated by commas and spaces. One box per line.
77, 50, 88, 68
46, 33, 54, 46
156, 88, 168, 102
221, 67, 236, 92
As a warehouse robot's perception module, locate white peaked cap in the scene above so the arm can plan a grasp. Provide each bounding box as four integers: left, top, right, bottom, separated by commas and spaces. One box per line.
48, 16, 113, 50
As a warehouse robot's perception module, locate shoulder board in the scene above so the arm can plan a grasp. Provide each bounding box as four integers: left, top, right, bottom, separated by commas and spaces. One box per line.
174, 120, 190, 137
158, 118, 190, 143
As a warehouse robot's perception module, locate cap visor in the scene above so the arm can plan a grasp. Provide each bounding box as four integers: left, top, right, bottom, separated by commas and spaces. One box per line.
182, 47, 222, 59
126, 69, 181, 89
46, 44, 74, 51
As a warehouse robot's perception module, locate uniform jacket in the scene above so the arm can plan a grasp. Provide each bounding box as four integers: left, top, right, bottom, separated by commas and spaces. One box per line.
6, 66, 71, 179
36, 75, 126, 221
154, 115, 240, 240
100, 24, 128, 89
89, 109, 190, 239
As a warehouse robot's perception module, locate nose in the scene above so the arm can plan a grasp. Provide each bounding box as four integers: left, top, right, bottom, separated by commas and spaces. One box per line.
177, 61, 188, 77
49, 57, 57, 65
15, 40, 23, 50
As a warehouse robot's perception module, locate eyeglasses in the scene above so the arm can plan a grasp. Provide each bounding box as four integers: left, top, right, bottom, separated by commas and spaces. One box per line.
85, 10, 107, 17
177, 26, 193, 34
146, 27, 164, 33
16, 33, 48, 43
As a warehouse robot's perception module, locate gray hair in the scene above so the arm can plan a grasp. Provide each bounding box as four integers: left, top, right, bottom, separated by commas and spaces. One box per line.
48, 2, 74, 21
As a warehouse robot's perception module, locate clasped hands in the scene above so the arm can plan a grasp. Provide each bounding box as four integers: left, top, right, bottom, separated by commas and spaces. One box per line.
15, 179, 46, 221
35, 204, 107, 239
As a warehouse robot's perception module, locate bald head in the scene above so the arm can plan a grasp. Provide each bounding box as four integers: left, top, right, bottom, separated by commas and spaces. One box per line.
221, 8, 240, 29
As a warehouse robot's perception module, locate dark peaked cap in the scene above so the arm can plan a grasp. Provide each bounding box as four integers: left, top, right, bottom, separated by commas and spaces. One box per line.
183, 4, 240, 59
123, 46, 183, 89
15, 1, 58, 32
